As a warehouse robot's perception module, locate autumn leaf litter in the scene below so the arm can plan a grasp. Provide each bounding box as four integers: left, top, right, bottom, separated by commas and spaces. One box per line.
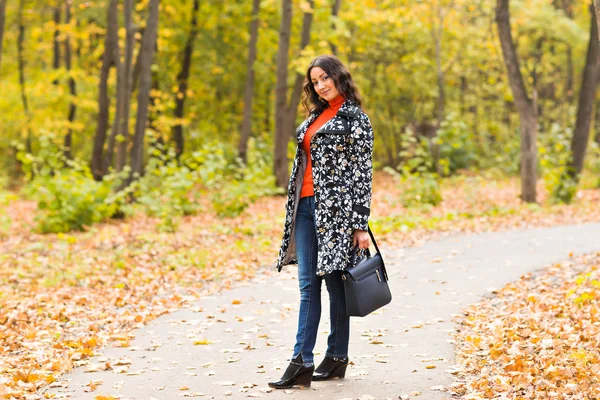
1, 173, 600, 398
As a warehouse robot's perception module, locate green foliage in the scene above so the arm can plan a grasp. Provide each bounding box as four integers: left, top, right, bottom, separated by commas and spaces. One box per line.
0, 187, 16, 240
399, 172, 443, 208
390, 128, 443, 208
486, 132, 522, 176
16, 134, 127, 233
399, 128, 435, 175
132, 144, 201, 232
13, 134, 283, 233
539, 124, 578, 204
434, 113, 476, 176
584, 142, 600, 189
191, 139, 283, 218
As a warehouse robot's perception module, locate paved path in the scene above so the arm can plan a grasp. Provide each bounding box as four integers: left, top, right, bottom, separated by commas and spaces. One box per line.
45, 222, 600, 400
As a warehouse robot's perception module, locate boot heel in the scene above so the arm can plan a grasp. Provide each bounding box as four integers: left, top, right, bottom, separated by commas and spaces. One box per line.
332, 363, 347, 379
313, 357, 349, 381
294, 368, 313, 387
334, 364, 348, 379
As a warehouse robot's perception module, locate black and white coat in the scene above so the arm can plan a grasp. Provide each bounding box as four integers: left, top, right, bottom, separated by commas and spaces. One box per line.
276, 100, 374, 276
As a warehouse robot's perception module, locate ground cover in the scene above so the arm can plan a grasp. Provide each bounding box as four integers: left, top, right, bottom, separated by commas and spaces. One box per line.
0, 171, 599, 398
454, 252, 600, 399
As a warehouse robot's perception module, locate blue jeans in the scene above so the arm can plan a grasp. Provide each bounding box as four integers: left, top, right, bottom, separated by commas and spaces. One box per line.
292, 196, 350, 364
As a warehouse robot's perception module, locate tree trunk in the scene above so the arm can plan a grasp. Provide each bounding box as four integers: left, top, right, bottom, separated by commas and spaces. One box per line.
288, 0, 314, 121
131, 32, 143, 92
431, 0, 445, 123
173, 0, 200, 159
238, 0, 260, 163
0, 0, 6, 72
129, 0, 159, 184
569, 5, 600, 178
148, 38, 160, 140
330, 0, 341, 55
594, 0, 600, 40
18, 0, 31, 153
566, 45, 574, 103
274, 0, 314, 188
64, 0, 77, 160
91, 0, 118, 180
53, 5, 61, 85
116, 0, 134, 172
104, 0, 125, 172
596, 97, 600, 146
274, 0, 293, 188
496, 0, 537, 203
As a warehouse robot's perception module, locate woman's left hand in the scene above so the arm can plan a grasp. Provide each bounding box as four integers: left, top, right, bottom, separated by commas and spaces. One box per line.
353, 229, 370, 249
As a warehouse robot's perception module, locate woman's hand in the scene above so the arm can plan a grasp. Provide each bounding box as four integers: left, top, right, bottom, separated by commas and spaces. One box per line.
353, 229, 370, 249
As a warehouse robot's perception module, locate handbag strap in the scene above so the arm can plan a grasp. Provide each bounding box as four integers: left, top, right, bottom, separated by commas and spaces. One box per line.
367, 226, 381, 256
348, 225, 387, 279
368, 225, 388, 280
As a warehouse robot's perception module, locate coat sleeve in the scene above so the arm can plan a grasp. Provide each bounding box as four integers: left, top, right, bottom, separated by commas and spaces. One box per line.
349, 113, 374, 231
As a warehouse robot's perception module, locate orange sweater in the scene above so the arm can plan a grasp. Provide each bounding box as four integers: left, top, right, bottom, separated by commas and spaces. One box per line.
301, 95, 345, 198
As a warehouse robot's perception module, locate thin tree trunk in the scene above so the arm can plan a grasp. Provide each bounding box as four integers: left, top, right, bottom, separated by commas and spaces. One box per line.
131, 29, 143, 92
91, 0, 118, 180
459, 75, 466, 115
274, 0, 293, 188
148, 38, 160, 141
0, 0, 6, 73
596, 97, 600, 146
64, 0, 76, 160
496, 0, 538, 202
18, 0, 31, 153
569, 5, 600, 178
53, 5, 61, 85
288, 0, 314, 122
431, 0, 445, 123
566, 45, 574, 103
238, 0, 259, 163
330, 0, 341, 55
104, 1, 124, 172
594, 0, 600, 40
116, 0, 134, 172
129, 0, 159, 184
264, 84, 271, 134
173, 0, 200, 159
274, 0, 314, 188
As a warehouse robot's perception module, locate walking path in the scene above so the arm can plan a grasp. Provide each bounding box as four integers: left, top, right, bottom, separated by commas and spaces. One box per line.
45, 222, 600, 400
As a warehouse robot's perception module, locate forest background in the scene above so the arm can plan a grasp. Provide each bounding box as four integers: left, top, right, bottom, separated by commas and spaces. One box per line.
1, 0, 600, 233
2, 0, 600, 398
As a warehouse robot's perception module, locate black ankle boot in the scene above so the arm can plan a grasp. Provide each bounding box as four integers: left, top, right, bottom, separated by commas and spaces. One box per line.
313, 356, 348, 381
268, 355, 314, 389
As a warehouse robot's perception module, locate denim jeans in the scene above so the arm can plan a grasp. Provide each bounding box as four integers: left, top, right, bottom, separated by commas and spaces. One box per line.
292, 196, 350, 364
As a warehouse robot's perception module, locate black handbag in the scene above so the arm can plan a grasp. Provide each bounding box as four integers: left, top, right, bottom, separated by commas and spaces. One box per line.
342, 227, 392, 317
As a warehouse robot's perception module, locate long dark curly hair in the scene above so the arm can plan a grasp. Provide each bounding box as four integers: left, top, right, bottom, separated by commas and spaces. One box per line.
301, 54, 362, 116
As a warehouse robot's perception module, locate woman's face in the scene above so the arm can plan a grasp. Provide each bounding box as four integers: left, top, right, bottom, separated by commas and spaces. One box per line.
310, 66, 340, 102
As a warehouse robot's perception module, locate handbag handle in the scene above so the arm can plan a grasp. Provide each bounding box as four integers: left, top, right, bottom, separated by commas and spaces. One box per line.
348, 226, 382, 268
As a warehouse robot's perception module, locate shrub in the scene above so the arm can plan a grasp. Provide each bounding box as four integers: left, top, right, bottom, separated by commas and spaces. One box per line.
539, 124, 577, 204
16, 134, 126, 233
391, 128, 443, 208
188, 139, 282, 218
0, 188, 16, 240
399, 172, 442, 208
133, 144, 201, 231
434, 113, 476, 175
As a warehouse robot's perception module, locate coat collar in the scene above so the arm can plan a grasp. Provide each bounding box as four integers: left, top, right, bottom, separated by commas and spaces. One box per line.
296, 100, 361, 143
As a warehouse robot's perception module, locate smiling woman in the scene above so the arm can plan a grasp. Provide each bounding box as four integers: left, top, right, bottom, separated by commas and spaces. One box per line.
270, 54, 375, 389
310, 67, 340, 102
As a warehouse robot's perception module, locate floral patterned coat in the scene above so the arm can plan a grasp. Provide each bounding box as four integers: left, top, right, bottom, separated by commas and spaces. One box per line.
276, 99, 374, 276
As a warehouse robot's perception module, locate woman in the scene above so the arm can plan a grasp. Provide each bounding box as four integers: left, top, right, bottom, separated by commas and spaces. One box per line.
269, 54, 374, 389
